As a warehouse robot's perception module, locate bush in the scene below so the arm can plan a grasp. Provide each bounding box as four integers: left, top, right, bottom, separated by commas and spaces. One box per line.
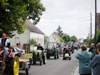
96, 30, 100, 44
88, 30, 100, 46
30, 39, 37, 46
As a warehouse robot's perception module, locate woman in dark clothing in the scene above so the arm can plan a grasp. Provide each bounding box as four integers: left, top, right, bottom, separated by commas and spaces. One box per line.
90, 43, 100, 75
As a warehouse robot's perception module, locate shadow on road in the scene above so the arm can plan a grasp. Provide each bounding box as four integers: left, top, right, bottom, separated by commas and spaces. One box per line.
19, 73, 26, 75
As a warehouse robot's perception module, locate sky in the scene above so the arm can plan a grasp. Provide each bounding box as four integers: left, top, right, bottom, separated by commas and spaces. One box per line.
37, 0, 100, 39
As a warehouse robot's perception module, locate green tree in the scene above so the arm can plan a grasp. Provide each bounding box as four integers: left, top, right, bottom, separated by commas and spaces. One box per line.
30, 39, 37, 46
62, 34, 70, 43
56, 26, 63, 37
60, 38, 64, 43
96, 30, 100, 44
0, 0, 45, 37
70, 36, 77, 43
88, 30, 100, 46
44, 36, 49, 45
88, 38, 94, 46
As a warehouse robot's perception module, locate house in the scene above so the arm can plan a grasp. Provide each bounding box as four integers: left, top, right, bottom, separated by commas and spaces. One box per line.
48, 32, 61, 43
9, 20, 44, 52
47, 32, 64, 49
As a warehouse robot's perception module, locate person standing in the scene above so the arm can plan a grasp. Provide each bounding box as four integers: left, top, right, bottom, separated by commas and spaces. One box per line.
89, 43, 97, 58
90, 43, 100, 75
0, 33, 10, 56
76, 45, 92, 75
16, 43, 21, 48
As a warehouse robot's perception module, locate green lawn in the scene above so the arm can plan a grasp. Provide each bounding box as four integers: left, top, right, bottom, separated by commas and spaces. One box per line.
20, 53, 32, 59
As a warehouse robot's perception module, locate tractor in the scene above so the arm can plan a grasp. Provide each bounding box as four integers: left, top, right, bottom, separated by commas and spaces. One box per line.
0, 46, 20, 75
46, 42, 59, 59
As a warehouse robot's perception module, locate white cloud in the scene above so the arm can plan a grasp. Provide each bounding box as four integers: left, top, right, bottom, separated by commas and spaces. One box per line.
37, 0, 100, 39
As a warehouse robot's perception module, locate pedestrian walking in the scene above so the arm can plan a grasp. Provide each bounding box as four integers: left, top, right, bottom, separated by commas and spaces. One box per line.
90, 43, 100, 75
76, 45, 92, 75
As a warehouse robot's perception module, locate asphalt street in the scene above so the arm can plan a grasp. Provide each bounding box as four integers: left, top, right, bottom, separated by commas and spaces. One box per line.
20, 50, 80, 75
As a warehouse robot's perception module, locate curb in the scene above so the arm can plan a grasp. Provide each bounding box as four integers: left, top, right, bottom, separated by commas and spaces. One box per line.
74, 66, 78, 75
73, 64, 79, 75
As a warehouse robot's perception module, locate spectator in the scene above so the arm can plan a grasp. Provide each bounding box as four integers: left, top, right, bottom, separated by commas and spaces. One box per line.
0, 33, 10, 56
16, 43, 25, 55
89, 43, 97, 58
16, 43, 21, 48
76, 45, 92, 75
90, 43, 100, 75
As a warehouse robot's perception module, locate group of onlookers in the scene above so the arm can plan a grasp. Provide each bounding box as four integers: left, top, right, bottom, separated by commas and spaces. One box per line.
76, 43, 100, 75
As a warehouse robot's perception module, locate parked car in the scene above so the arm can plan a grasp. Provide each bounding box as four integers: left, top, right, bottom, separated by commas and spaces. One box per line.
13, 47, 25, 55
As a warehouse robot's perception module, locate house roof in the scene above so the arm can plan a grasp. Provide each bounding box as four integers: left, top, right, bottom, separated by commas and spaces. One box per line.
25, 20, 44, 34
50, 32, 61, 40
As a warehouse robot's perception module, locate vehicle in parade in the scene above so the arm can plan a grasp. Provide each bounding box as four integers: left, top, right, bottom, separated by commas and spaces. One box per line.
68, 43, 74, 54
0, 45, 31, 75
63, 46, 71, 60
30, 49, 47, 66
46, 42, 59, 59
73, 42, 80, 50
0, 46, 20, 75
13, 47, 30, 75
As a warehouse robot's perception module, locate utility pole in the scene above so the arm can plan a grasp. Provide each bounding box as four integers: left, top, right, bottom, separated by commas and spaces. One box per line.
90, 12, 92, 38
94, 0, 97, 46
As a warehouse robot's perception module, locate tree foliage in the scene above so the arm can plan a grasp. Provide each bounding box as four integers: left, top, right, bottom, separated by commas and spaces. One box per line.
60, 38, 64, 43
56, 26, 63, 37
62, 34, 70, 43
30, 39, 37, 46
88, 38, 94, 46
62, 34, 77, 43
96, 30, 100, 44
70, 36, 77, 43
88, 30, 100, 46
0, 0, 45, 37
44, 36, 49, 45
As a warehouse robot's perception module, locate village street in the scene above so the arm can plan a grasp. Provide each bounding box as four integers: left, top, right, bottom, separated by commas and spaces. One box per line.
1, 0, 100, 75
19, 50, 80, 75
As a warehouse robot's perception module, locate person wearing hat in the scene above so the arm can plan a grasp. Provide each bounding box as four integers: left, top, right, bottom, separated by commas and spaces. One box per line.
0, 33, 10, 56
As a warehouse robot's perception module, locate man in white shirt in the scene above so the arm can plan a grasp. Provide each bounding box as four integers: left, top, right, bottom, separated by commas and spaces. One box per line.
0, 33, 10, 56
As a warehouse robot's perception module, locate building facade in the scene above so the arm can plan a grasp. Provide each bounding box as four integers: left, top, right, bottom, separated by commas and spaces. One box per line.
48, 32, 61, 43
9, 20, 44, 52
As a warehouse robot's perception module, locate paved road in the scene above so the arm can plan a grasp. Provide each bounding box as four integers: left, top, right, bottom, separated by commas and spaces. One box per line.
20, 50, 80, 75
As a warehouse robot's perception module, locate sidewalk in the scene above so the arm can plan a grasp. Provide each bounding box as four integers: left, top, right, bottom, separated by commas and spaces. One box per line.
74, 66, 79, 75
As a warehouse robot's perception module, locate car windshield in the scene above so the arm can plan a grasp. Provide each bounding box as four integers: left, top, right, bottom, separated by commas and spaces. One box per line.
14, 48, 21, 52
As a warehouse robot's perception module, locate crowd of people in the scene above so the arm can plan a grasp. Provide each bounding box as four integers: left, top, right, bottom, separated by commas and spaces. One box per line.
76, 43, 100, 75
